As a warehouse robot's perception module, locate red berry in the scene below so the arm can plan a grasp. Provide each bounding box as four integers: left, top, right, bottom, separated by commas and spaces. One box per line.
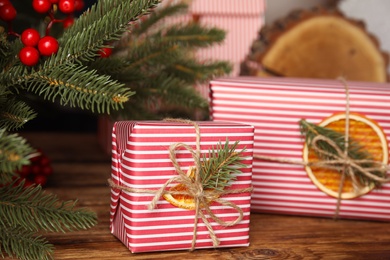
31, 164, 41, 175
34, 175, 48, 186
32, 0, 52, 14
98, 47, 112, 58
0, 4, 16, 21
23, 179, 35, 188
21, 28, 41, 47
0, 0, 10, 8
74, 0, 84, 11
38, 36, 59, 56
49, 0, 59, 3
59, 0, 75, 14
17, 165, 31, 178
40, 156, 50, 166
19, 46, 40, 66
41, 165, 53, 176
63, 16, 74, 28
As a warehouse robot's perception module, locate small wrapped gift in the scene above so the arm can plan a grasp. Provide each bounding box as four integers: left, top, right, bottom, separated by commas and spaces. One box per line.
210, 76, 390, 221
109, 120, 254, 253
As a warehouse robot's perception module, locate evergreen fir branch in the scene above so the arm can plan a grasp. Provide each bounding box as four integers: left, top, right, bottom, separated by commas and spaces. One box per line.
164, 59, 232, 84
124, 42, 182, 73
201, 140, 247, 191
0, 97, 37, 131
0, 224, 54, 260
0, 179, 98, 233
22, 63, 135, 113
0, 31, 12, 69
162, 23, 226, 48
86, 57, 131, 80
153, 74, 208, 109
132, 2, 189, 36
299, 119, 386, 187
0, 130, 35, 178
56, 0, 161, 65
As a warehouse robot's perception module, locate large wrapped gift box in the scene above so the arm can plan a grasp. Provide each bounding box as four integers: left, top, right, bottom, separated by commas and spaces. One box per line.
210, 76, 390, 221
110, 121, 254, 253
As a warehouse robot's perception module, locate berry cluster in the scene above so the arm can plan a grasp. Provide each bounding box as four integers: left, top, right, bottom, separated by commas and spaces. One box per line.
0, 0, 86, 66
15, 149, 53, 187
20, 29, 59, 66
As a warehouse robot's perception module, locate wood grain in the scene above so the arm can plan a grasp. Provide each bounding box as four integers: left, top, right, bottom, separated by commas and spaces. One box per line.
11, 132, 390, 259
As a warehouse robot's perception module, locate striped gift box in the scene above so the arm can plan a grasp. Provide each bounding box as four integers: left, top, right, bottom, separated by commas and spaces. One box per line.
110, 121, 254, 253
210, 76, 390, 221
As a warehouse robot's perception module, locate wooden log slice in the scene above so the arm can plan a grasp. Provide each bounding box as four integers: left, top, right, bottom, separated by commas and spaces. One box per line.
241, 7, 389, 82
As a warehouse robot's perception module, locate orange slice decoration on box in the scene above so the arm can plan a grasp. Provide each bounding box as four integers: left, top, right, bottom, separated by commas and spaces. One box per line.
303, 113, 389, 199
163, 167, 198, 210
163, 166, 219, 210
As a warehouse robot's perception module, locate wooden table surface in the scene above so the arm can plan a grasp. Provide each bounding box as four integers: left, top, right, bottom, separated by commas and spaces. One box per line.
17, 132, 390, 260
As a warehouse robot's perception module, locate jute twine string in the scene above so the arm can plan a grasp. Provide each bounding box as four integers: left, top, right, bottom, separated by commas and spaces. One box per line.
108, 118, 252, 250
253, 78, 390, 219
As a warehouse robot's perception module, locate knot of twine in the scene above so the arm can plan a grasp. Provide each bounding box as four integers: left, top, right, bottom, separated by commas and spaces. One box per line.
253, 78, 390, 219
109, 118, 252, 250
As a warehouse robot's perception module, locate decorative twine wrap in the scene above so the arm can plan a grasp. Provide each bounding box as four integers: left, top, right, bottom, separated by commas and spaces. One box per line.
108, 118, 253, 250
253, 78, 390, 219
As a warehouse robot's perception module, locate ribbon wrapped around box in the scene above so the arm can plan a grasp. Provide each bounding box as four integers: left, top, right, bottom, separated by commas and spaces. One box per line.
109, 120, 254, 253
210, 76, 390, 221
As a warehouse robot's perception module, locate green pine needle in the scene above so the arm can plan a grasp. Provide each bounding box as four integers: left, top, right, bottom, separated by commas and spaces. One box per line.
0, 98, 37, 131
299, 119, 386, 187
0, 225, 54, 260
201, 140, 247, 191
0, 179, 98, 233
0, 130, 35, 179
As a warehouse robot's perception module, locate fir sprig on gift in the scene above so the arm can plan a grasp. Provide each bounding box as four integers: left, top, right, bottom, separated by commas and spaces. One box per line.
201, 140, 247, 191
299, 119, 386, 187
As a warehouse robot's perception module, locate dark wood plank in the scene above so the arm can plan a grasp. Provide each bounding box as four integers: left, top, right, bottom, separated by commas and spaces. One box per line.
9, 132, 390, 260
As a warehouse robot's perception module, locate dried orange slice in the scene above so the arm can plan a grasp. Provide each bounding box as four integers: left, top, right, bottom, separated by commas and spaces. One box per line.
163, 167, 198, 210
303, 113, 388, 199
163, 166, 220, 210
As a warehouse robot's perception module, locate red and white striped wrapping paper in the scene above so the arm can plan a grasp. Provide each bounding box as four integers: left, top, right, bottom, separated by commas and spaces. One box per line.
110, 121, 254, 253
210, 76, 390, 221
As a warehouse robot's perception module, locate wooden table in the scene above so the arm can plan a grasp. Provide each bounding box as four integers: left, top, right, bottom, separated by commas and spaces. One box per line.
17, 132, 390, 260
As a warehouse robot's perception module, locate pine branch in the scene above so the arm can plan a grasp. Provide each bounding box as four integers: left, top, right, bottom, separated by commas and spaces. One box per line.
162, 23, 226, 48
201, 140, 247, 191
153, 74, 208, 108
58, 0, 161, 65
299, 119, 386, 187
164, 59, 232, 84
0, 31, 13, 69
132, 2, 189, 36
0, 130, 35, 182
0, 97, 37, 131
23, 63, 134, 113
0, 0, 161, 114
0, 225, 54, 260
0, 179, 97, 233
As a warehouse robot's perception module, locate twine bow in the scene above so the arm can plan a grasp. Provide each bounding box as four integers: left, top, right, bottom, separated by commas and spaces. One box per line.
254, 78, 390, 219
109, 118, 252, 250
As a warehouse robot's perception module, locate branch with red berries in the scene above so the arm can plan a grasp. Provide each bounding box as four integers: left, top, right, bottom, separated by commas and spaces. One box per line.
0, 1, 161, 259
1, 0, 85, 66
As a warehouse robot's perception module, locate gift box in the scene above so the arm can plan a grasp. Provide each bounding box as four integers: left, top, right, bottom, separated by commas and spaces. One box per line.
210, 76, 390, 221
109, 120, 254, 253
